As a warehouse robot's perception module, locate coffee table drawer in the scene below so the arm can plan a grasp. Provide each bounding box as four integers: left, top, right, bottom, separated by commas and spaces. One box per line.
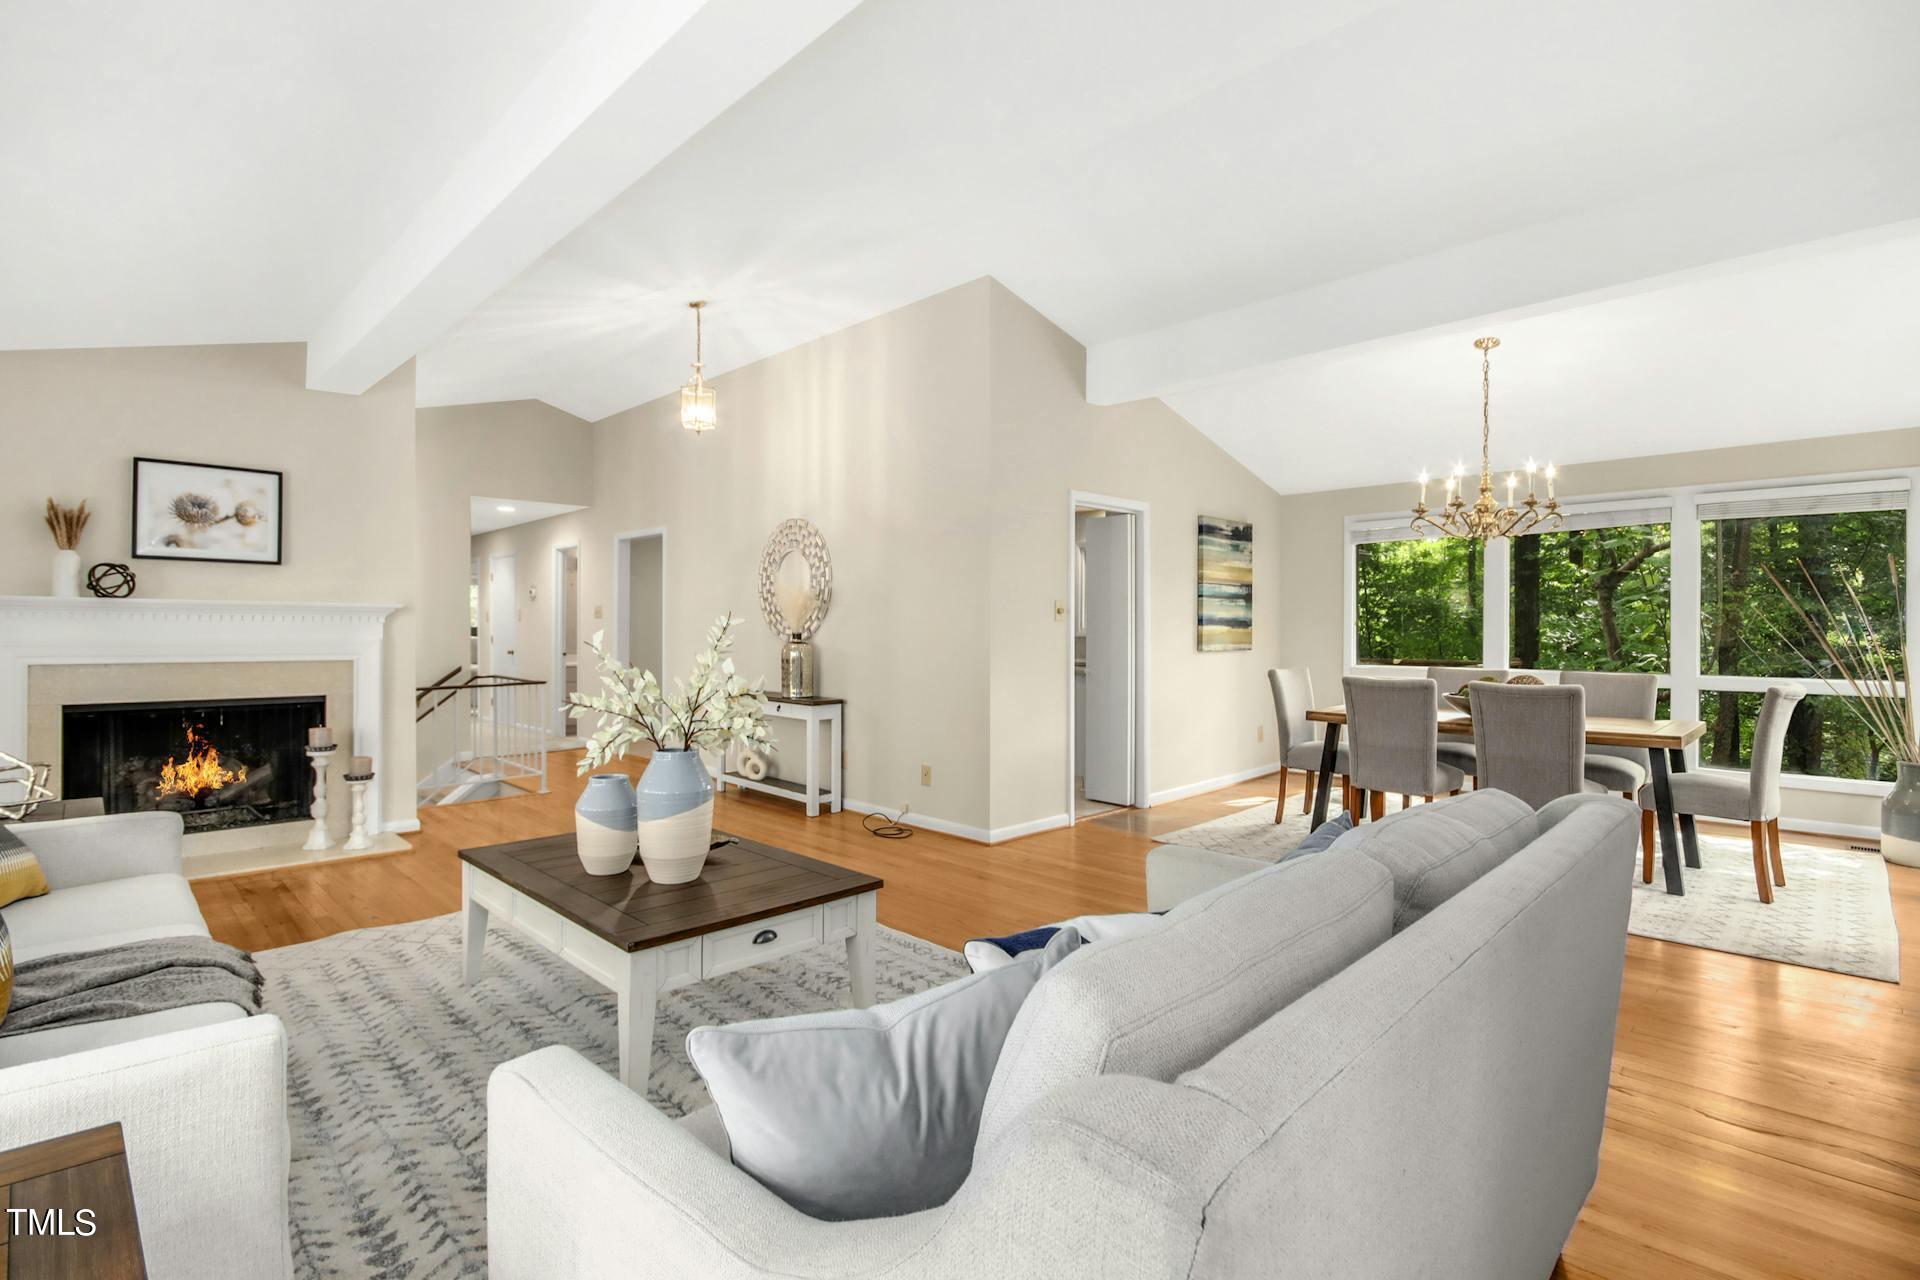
702, 905, 823, 978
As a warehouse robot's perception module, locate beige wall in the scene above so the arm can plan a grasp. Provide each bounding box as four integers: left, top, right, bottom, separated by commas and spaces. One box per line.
1277, 425, 1920, 833
581, 282, 997, 828
414, 400, 595, 687
0, 343, 419, 826
559, 280, 1288, 837
985, 283, 1288, 830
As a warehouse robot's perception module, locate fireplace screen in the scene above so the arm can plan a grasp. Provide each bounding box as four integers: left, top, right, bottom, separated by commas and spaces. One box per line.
63, 695, 325, 833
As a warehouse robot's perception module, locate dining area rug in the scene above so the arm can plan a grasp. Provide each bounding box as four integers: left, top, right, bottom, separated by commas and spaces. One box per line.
1153, 798, 1900, 983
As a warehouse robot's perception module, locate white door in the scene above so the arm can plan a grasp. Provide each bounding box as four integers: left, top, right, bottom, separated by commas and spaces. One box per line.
489, 554, 517, 676
1082, 514, 1135, 805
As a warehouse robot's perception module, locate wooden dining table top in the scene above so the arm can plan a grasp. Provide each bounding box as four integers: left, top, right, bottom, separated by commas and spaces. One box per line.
1306, 705, 1707, 750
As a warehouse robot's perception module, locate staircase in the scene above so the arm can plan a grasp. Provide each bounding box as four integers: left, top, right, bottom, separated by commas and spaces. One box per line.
416, 668, 551, 806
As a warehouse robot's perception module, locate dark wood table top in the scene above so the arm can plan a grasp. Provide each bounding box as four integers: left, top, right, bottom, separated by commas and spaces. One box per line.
0, 1122, 146, 1278
764, 695, 844, 707
459, 832, 881, 951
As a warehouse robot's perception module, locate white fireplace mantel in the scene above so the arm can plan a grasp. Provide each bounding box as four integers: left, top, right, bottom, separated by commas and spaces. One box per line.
0, 596, 401, 833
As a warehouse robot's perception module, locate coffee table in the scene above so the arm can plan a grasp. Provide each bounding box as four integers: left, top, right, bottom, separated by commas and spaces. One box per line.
459, 831, 882, 1091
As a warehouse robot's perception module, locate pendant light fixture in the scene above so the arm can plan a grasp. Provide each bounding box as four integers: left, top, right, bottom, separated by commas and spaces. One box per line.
680, 300, 717, 434
1411, 336, 1561, 540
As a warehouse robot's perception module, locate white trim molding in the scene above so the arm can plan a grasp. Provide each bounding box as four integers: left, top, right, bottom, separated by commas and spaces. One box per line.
1148, 762, 1281, 807
0, 596, 400, 834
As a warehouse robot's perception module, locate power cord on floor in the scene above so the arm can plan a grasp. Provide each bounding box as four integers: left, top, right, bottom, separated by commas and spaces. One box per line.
863, 805, 913, 839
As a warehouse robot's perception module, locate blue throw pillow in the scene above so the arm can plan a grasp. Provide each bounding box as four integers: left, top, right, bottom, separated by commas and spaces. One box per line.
1280, 812, 1354, 863
968, 925, 1060, 960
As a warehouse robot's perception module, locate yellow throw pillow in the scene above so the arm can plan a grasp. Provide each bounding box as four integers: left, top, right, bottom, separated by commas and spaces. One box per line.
0, 913, 11, 1027
0, 825, 49, 909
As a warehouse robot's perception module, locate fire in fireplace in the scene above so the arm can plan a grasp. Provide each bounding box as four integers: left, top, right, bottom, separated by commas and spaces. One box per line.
63, 696, 325, 834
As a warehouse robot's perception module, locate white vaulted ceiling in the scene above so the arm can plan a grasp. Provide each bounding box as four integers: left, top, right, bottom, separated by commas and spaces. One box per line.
4, 1, 1918, 492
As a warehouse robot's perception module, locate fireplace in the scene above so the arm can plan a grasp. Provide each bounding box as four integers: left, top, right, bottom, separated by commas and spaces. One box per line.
63, 696, 325, 833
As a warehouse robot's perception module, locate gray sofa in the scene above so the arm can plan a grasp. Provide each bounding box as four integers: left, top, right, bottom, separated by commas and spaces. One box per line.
488, 790, 1638, 1279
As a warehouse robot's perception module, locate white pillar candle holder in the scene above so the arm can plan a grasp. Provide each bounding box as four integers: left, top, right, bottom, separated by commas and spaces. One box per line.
344, 770, 375, 852
304, 747, 337, 852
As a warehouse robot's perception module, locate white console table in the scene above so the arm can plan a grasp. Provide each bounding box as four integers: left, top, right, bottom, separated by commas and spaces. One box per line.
716, 696, 843, 817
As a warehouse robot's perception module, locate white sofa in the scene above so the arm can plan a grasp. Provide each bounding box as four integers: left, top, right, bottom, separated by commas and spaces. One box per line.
487, 791, 1639, 1279
0, 812, 292, 1280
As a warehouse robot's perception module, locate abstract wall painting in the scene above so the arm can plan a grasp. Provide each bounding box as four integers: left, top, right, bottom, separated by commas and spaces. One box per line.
1197, 516, 1252, 651
132, 457, 283, 564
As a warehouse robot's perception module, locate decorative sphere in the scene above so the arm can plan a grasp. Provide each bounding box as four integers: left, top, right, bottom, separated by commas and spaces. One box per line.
86, 562, 136, 599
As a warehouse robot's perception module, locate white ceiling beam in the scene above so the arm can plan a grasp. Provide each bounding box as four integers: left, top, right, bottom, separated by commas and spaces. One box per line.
1086, 126, 1920, 405
305, 0, 863, 395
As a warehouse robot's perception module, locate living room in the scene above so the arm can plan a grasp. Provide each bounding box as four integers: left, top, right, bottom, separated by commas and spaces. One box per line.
0, 4, 1915, 1278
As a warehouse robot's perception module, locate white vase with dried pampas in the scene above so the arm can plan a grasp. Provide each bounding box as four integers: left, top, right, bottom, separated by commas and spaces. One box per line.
43, 499, 89, 598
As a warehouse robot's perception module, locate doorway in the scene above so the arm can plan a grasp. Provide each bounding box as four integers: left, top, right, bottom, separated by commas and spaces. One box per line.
1068, 493, 1150, 821
488, 553, 517, 676
613, 529, 666, 680
551, 545, 580, 739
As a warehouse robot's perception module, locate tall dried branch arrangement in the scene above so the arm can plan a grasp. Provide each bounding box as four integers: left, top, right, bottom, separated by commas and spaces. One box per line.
1766, 554, 1915, 767
43, 499, 90, 550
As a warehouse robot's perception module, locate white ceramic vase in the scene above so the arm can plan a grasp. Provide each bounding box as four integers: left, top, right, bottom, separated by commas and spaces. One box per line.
574, 773, 638, 875
50, 549, 80, 598
635, 749, 715, 884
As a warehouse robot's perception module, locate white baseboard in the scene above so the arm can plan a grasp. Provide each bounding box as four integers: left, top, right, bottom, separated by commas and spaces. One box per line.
1776, 816, 1880, 844
842, 798, 990, 844
1147, 762, 1280, 807
988, 813, 1072, 843
383, 818, 422, 835
843, 799, 1073, 845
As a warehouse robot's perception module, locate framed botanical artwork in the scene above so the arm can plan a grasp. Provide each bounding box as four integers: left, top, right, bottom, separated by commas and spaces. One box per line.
132, 457, 283, 565
1197, 515, 1252, 651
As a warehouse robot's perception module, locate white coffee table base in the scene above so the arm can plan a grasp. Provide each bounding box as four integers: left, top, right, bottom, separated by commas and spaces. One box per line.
462, 863, 878, 1091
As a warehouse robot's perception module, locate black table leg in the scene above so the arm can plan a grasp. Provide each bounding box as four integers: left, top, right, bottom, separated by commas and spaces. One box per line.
1671, 747, 1701, 869
1311, 725, 1340, 829
1648, 747, 1684, 895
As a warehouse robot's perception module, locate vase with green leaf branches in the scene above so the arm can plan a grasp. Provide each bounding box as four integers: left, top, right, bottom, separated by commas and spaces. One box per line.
1768, 556, 1918, 866
567, 614, 772, 883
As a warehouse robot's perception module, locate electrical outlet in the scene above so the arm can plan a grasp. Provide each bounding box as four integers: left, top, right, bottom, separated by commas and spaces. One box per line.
920, 764, 932, 787
1256, 724, 1265, 743
593, 604, 604, 619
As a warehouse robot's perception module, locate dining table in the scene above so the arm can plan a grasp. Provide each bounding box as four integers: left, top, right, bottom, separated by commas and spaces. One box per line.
1305, 705, 1709, 895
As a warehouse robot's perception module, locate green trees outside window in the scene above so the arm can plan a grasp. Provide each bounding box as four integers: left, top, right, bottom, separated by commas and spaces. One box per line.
1510, 524, 1671, 673
1354, 539, 1480, 666
1700, 509, 1906, 779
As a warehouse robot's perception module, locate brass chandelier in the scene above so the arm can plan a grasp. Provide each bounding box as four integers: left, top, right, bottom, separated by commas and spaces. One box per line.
1411, 336, 1561, 541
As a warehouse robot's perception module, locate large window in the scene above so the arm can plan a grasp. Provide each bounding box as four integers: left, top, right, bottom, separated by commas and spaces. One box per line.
1510, 521, 1671, 673
1699, 503, 1906, 780
1354, 538, 1481, 666
1347, 477, 1912, 790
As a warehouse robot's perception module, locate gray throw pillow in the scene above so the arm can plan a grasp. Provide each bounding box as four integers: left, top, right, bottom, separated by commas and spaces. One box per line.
686, 927, 1082, 1221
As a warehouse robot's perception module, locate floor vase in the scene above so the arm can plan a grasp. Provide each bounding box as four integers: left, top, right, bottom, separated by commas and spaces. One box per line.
636, 749, 714, 884
1883, 760, 1920, 868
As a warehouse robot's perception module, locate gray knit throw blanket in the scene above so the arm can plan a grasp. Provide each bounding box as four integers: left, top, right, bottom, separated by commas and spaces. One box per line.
2, 936, 262, 1037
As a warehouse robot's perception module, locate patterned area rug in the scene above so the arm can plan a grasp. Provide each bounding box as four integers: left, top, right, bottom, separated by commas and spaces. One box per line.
1154, 799, 1900, 982
256, 914, 968, 1279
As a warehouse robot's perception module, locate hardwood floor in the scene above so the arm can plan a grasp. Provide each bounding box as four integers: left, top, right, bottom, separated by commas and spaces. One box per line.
192, 753, 1920, 1279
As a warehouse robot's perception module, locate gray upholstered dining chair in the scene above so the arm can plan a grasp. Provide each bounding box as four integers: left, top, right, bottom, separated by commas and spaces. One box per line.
1425, 666, 1510, 782
1560, 670, 1659, 797
1471, 682, 1607, 811
1267, 668, 1350, 821
1640, 683, 1806, 903
1342, 676, 1465, 820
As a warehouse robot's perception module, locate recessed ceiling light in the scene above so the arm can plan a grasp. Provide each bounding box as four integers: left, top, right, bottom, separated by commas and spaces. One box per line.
496, 505, 516, 513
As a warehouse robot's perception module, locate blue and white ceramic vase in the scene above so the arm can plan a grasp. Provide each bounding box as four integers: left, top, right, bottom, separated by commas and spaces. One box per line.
635, 749, 715, 884
574, 773, 637, 876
